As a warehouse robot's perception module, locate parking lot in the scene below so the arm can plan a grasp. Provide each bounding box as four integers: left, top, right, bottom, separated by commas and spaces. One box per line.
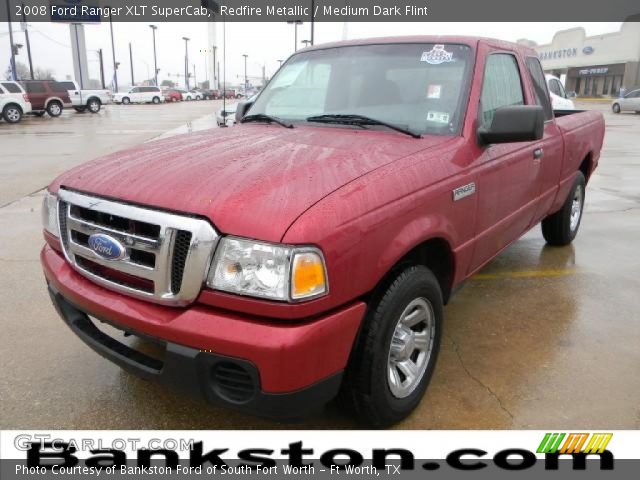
0, 101, 638, 430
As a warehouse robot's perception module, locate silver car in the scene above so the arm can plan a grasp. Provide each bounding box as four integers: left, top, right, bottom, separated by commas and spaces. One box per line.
612, 89, 640, 114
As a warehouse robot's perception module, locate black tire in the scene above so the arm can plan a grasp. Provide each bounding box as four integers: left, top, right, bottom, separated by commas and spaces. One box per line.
3, 104, 23, 123
46, 101, 63, 117
612, 103, 621, 114
74, 107, 87, 113
186, 96, 192, 101
152, 96, 160, 104
541, 171, 586, 246
341, 265, 443, 427
122, 97, 131, 105
87, 98, 101, 113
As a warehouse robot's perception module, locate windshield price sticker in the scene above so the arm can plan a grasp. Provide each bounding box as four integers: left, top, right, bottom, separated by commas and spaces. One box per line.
421, 45, 454, 64
427, 111, 450, 124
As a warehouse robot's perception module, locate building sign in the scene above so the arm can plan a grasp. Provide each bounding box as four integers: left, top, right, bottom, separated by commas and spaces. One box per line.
538, 48, 578, 61
578, 67, 609, 76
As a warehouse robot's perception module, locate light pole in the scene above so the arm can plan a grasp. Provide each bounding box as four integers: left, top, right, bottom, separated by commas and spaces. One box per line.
109, 8, 118, 92
310, 0, 315, 45
182, 37, 190, 89
128, 42, 134, 86
149, 25, 158, 86
213, 45, 217, 89
287, 20, 303, 52
242, 54, 248, 93
20, 2, 34, 79
6, 0, 17, 80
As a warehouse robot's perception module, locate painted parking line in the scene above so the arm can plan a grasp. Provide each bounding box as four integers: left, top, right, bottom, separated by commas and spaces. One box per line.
472, 268, 576, 280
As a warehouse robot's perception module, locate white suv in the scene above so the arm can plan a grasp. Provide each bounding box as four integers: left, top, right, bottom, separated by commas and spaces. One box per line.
113, 86, 164, 105
0, 81, 32, 123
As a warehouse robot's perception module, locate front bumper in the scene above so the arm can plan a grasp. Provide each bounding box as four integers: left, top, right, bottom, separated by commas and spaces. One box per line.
42, 246, 365, 418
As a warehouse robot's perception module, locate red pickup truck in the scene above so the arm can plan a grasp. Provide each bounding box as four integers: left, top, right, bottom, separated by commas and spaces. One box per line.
41, 36, 604, 426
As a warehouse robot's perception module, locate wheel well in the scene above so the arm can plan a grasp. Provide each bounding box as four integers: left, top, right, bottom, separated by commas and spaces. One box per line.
579, 153, 593, 182
87, 97, 100, 104
372, 238, 455, 305
3, 102, 22, 113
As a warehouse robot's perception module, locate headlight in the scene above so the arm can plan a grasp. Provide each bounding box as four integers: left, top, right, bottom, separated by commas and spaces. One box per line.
207, 237, 328, 302
42, 191, 59, 237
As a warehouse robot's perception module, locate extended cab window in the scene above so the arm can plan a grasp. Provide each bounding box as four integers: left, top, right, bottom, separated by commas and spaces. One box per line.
525, 57, 553, 120
250, 43, 474, 135
480, 54, 524, 126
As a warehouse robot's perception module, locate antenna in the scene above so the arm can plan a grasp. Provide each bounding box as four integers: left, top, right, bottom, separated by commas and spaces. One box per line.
220, 15, 227, 128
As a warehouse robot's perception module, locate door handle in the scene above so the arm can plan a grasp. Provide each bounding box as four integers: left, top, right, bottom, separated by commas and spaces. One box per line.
533, 148, 544, 159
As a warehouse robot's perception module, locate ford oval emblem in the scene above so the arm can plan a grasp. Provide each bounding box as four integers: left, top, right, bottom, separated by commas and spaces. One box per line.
88, 234, 127, 261
583, 46, 594, 55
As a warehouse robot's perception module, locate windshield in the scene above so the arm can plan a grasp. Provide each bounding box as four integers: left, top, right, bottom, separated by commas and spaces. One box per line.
249, 43, 473, 136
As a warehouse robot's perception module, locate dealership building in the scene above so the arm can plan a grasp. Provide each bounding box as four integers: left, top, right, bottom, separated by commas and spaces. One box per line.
518, 21, 640, 97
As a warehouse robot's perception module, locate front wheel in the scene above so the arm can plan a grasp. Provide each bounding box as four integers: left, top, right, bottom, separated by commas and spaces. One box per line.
46, 101, 62, 117
341, 265, 443, 427
541, 171, 586, 246
612, 103, 621, 114
122, 97, 131, 105
3, 104, 22, 123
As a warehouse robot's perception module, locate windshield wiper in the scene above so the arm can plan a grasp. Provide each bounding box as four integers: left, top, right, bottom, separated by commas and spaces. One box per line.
306, 114, 422, 139
240, 113, 293, 129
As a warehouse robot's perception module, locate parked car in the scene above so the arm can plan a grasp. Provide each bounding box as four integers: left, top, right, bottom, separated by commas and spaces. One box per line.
41, 36, 604, 427
19, 80, 71, 117
210, 89, 222, 99
57, 81, 112, 113
196, 88, 217, 100
174, 89, 195, 101
0, 81, 31, 123
611, 88, 640, 113
545, 74, 575, 110
113, 86, 164, 105
222, 89, 236, 99
162, 88, 183, 102
216, 94, 257, 126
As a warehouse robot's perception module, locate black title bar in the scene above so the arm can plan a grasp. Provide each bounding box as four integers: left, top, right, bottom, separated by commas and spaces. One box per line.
2, 0, 640, 22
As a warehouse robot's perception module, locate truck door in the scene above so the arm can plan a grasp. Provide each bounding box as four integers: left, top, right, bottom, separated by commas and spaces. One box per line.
525, 57, 564, 225
469, 52, 543, 272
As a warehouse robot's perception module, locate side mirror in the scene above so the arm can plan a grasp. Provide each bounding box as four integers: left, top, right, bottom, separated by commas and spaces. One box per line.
235, 101, 254, 123
478, 105, 544, 145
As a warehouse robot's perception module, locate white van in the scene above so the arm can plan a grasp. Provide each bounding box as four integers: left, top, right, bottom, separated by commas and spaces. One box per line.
545, 74, 575, 110
113, 86, 164, 105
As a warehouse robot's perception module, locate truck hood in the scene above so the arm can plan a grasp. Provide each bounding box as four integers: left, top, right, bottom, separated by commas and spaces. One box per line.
52, 125, 453, 242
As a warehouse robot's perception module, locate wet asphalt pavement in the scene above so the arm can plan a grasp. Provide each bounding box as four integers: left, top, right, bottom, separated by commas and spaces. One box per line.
0, 101, 638, 429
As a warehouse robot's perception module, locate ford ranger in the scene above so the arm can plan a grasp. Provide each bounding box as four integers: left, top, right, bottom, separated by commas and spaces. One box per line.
41, 37, 605, 426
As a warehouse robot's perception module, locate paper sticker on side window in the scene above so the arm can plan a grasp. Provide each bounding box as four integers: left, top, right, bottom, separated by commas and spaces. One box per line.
421, 45, 454, 65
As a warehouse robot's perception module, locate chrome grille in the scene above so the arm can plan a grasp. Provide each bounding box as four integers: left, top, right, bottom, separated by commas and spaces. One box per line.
58, 189, 219, 306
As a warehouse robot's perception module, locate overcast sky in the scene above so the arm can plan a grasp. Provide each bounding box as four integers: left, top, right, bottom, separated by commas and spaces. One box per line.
0, 22, 623, 89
